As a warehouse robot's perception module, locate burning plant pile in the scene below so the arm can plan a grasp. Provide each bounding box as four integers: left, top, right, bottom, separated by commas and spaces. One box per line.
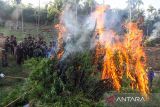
54, 4, 149, 98
101, 22, 149, 97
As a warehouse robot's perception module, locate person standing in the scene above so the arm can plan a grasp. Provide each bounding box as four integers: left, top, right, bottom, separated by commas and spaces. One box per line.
148, 67, 154, 90
1, 49, 8, 67
4, 36, 10, 53
13, 36, 17, 55
28, 36, 34, 58
10, 35, 14, 55
22, 38, 28, 60
16, 43, 24, 65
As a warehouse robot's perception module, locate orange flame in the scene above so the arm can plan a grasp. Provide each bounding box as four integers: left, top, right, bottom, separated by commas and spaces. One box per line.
93, 5, 109, 65
93, 5, 149, 98
54, 23, 66, 59
124, 23, 149, 97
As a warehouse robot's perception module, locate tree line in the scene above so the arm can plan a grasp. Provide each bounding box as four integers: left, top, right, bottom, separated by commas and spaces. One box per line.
0, 0, 49, 26
0, 0, 160, 36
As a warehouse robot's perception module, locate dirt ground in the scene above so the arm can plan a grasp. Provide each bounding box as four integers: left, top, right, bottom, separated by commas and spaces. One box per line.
145, 46, 160, 70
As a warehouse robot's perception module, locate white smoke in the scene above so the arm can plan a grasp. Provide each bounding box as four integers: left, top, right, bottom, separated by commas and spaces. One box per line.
148, 22, 160, 41
59, 4, 96, 60
11, 7, 22, 20
3, 7, 22, 29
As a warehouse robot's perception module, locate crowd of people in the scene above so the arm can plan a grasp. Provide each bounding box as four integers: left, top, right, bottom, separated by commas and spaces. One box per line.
2, 34, 54, 66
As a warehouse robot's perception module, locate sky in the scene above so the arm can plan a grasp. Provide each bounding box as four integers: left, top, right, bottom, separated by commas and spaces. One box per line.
3, 0, 160, 10
97, 0, 159, 10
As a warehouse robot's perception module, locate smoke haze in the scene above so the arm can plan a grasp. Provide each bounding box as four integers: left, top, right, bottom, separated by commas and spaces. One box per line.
148, 22, 160, 41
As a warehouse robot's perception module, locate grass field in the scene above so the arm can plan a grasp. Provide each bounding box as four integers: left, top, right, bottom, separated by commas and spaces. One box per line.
0, 54, 29, 105
0, 23, 53, 42
0, 27, 25, 40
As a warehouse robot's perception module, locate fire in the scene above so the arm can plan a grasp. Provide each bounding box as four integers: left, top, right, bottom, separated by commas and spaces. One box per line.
93, 5, 149, 98
124, 23, 149, 97
53, 3, 149, 98
93, 5, 109, 66
54, 22, 66, 59
93, 5, 110, 36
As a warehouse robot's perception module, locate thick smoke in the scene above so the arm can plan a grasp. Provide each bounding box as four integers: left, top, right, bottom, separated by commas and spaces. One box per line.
11, 7, 22, 21
148, 22, 160, 41
59, 4, 96, 60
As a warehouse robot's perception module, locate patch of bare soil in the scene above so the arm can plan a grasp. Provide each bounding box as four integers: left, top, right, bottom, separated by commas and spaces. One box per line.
145, 45, 160, 70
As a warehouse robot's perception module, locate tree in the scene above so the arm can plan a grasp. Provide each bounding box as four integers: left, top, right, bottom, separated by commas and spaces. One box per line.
147, 5, 156, 16
23, 7, 35, 23
47, 0, 95, 23
14, 0, 21, 4
126, 0, 143, 10
146, 5, 156, 36
136, 0, 143, 11
0, 0, 15, 26
14, 0, 22, 30
158, 9, 160, 15
126, 0, 144, 21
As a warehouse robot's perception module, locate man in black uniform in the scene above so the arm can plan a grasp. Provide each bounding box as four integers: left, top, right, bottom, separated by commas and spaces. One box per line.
4, 36, 10, 53
40, 41, 48, 57
28, 36, 34, 58
33, 42, 42, 57
16, 43, 24, 65
22, 38, 28, 60
13, 36, 17, 55
10, 35, 14, 55
1, 49, 8, 67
